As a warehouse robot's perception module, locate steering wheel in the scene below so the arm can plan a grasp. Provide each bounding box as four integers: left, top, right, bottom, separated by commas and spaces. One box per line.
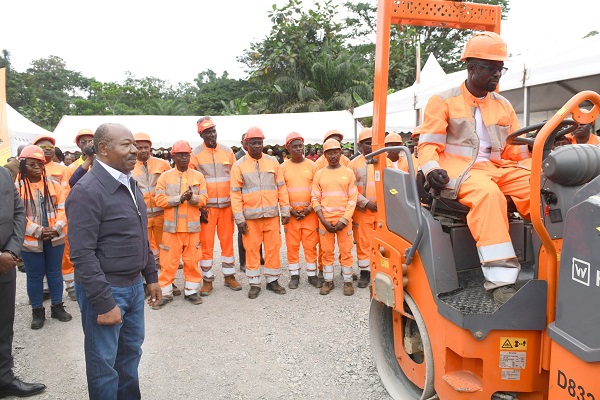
505, 119, 579, 147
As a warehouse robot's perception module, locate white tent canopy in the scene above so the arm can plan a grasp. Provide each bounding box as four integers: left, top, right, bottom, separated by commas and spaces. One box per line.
53, 110, 361, 152
6, 104, 54, 155
355, 35, 600, 128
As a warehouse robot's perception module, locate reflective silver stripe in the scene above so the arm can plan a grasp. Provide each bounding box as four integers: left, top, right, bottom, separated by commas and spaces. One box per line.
444, 144, 473, 157
163, 220, 177, 233
490, 150, 501, 160
243, 206, 280, 220
287, 186, 311, 193
246, 268, 261, 277
276, 181, 285, 187
243, 185, 278, 194
477, 242, 516, 263
519, 145, 530, 159
168, 196, 181, 207
263, 266, 281, 276
420, 133, 447, 144
290, 201, 310, 207
421, 160, 441, 175
230, 187, 242, 192
200, 259, 213, 267
206, 176, 231, 183
207, 197, 231, 208
155, 189, 166, 195
25, 224, 40, 236
188, 221, 200, 232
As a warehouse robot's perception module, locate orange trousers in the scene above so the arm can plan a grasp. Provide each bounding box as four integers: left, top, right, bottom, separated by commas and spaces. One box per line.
284, 213, 318, 275
352, 211, 376, 271
148, 214, 164, 261
62, 227, 74, 288
319, 222, 354, 282
159, 232, 202, 296
242, 217, 282, 286
199, 207, 235, 280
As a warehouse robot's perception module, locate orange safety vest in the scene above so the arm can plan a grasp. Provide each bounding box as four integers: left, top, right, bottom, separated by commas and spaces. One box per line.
418, 81, 526, 199
44, 162, 68, 187
230, 154, 290, 225
155, 168, 208, 233
132, 157, 171, 217
190, 143, 235, 208
16, 178, 67, 252
311, 166, 358, 225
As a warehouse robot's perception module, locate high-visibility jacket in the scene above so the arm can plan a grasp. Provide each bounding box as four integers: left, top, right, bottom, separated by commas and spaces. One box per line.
230, 154, 290, 226
155, 168, 208, 233
315, 154, 350, 170
565, 133, 600, 146
44, 162, 68, 187
281, 158, 318, 211
348, 154, 392, 213
132, 157, 171, 218
418, 82, 526, 199
311, 166, 358, 225
190, 143, 235, 208
16, 178, 67, 252
62, 156, 85, 184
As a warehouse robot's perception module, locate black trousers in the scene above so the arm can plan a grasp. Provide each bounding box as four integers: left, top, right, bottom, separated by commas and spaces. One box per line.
0, 269, 16, 386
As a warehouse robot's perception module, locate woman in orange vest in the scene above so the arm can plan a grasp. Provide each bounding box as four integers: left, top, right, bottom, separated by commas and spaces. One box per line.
15, 145, 72, 329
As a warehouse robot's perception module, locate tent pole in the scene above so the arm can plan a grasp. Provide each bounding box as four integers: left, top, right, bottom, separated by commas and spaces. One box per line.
523, 86, 531, 126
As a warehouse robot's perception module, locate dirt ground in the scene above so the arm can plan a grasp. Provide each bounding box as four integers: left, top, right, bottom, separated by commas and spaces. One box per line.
10, 234, 393, 400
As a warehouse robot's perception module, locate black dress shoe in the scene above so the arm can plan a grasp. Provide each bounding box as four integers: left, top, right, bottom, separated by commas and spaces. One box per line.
0, 377, 46, 398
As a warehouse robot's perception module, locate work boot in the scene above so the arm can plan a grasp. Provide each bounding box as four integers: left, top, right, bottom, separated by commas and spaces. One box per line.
266, 280, 286, 294
151, 295, 173, 310
248, 286, 261, 299
288, 275, 300, 289
320, 281, 334, 295
66, 286, 77, 301
357, 270, 371, 288
200, 280, 213, 296
343, 282, 355, 296
31, 307, 45, 330
172, 283, 182, 296
224, 275, 242, 291
492, 285, 517, 306
308, 275, 322, 288
184, 292, 203, 305
50, 303, 73, 322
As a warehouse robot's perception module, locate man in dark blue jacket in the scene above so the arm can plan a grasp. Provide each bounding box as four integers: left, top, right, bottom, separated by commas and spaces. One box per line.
66, 123, 161, 400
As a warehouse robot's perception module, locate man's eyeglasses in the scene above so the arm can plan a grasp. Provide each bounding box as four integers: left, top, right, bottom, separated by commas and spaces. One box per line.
25, 162, 44, 169
38, 145, 55, 150
470, 62, 508, 76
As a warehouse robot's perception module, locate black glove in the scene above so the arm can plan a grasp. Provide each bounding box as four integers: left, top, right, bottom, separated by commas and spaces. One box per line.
427, 169, 449, 191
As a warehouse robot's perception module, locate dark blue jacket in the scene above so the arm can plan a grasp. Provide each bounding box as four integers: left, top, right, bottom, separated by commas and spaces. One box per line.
66, 162, 157, 314
0, 167, 25, 283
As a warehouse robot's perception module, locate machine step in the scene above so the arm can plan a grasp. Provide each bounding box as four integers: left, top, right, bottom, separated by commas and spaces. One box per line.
442, 370, 482, 393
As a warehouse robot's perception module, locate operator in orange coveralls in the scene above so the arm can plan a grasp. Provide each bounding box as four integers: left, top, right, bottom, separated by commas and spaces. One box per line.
311, 138, 358, 297
153, 140, 208, 309
230, 127, 290, 299
419, 32, 530, 305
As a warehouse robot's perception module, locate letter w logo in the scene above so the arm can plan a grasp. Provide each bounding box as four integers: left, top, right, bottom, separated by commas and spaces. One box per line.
572, 258, 591, 286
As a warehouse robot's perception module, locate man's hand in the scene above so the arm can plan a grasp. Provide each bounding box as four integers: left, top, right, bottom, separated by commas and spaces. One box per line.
97, 305, 122, 326
200, 208, 209, 224
334, 220, 347, 232
180, 186, 193, 203
237, 221, 249, 235
41, 228, 58, 241
0, 252, 17, 273
323, 221, 337, 233
365, 201, 378, 213
281, 216, 290, 225
81, 154, 95, 171
146, 283, 162, 307
290, 209, 301, 219
427, 169, 450, 191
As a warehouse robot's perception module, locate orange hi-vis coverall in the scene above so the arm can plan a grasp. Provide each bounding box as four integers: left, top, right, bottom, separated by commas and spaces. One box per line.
281, 158, 319, 277
348, 155, 392, 271
311, 165, 358, 283
155, 168, 208, 297
132, 157, 171, 261
16, 178, 67, 251
190, 143, 236, 280
44, 162, 68, 187
419, 82, 530, 289
315, 153, 350, 170
230, 154, 290, 286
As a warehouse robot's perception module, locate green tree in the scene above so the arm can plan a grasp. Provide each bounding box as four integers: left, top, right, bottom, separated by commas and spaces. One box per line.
188, 70, 255, 116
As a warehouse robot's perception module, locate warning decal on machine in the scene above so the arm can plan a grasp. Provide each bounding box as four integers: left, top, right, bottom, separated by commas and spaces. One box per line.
500, 351, 526, 369
500, 337, 528, 350
501, 369, 521, 380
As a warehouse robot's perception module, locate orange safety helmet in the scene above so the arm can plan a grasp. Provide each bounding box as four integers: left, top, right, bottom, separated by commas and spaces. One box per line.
197, 117, 216, 133
323, 138, 342, 152
285, 132, 304, 150
245, 126, 265, 141
18, 145, 46, 162
133, 132, 152, 146
384, 132, 403, 145
411, 125, 423, 139
358, 128, 372, 143
75, 129, 94, 144
32, 135, 56, 146
171, 140, 192, 154
460, 31, 508, 62
324, 129, 343, 142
